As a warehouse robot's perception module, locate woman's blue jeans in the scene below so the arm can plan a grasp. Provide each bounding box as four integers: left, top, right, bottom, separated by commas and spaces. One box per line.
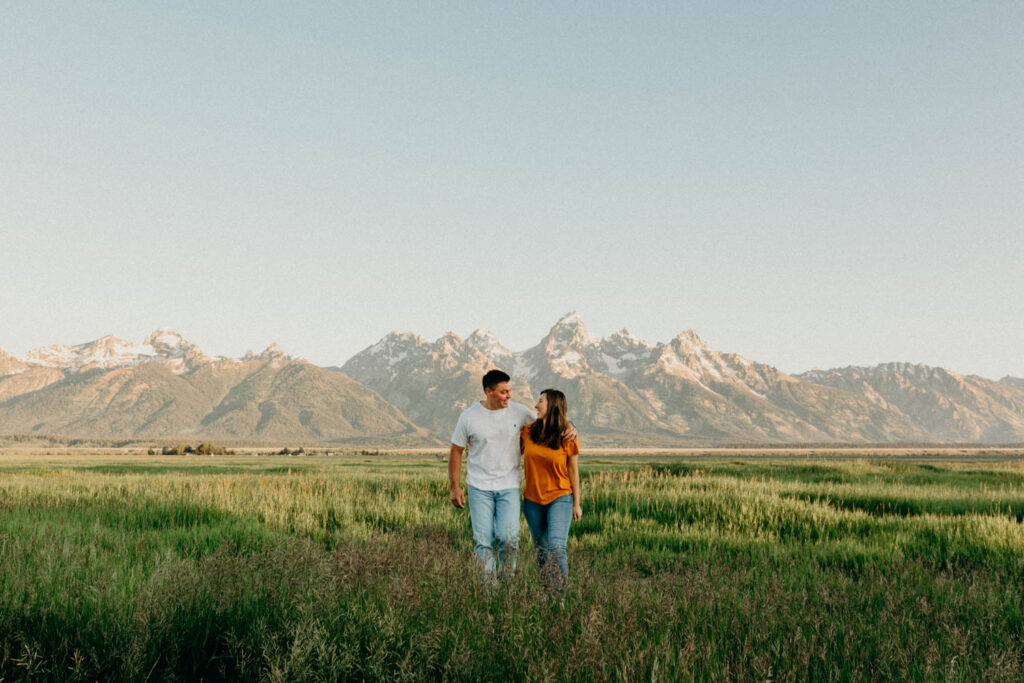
522, 494, 573, 591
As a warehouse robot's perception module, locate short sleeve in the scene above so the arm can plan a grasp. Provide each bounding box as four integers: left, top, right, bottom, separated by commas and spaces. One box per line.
451, 411, 469, 448
565, 438, 579, 456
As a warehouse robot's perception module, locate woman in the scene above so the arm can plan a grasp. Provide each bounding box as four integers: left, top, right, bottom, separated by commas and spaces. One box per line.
521, 389, 582, 594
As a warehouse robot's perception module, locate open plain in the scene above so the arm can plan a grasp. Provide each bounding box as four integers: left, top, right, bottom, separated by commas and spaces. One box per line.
1, 449, 1023, 681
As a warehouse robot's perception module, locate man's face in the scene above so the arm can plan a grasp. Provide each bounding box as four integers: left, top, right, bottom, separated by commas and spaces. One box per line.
485, 381, 512, 408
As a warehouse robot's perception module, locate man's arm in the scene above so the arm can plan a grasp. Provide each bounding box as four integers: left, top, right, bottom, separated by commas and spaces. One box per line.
448, 443, 466, 509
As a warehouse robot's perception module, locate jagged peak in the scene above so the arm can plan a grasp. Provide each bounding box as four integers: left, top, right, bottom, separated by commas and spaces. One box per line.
468, 328, 498, 342
802, 361, 960, 382
90, 334, 129, 351
370, 331, 428, 351
436, 331, 464, 344
546, 311, 593, 348
555, 310, 585, 326
604, 328, 650, 347
467, 329, 511, 356
671, 330, 709, 354
144, 328, 190, 348
256, 343, 291, 360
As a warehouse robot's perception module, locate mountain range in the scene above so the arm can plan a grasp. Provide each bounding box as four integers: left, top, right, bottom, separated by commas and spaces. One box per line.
0, 330, 426, 444
2, 315, 1023, 445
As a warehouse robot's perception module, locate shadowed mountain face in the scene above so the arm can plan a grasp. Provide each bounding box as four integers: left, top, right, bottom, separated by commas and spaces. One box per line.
798, 364, 1024, 442
343, 312, 934, 445
0, 332, 432, 444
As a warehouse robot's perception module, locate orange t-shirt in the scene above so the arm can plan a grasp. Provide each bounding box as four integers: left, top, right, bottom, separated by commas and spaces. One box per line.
522, 425, 580, 505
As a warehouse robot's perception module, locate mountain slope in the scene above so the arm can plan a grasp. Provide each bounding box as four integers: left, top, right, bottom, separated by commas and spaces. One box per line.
798, 364, 1024, 442
0, 332, 433, 444
0, 349, 28, 377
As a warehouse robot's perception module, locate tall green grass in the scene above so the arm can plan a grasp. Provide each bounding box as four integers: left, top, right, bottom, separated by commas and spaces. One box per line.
1, 455, 1023, 680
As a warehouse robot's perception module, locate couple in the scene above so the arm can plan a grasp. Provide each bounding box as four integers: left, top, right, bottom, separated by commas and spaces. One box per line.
448, 369, 582, 593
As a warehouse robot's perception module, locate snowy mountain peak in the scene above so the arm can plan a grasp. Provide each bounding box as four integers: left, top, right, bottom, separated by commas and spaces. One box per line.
19, 330, 213, 374
369, 331, 428, 355
671, 330, 709, 354
21, 343, 73, 367
435, 332, 465, 355
604, 328, 651, 349
144, 328, 190, 353
546, 311, 593, 349
610, 328, 639, 341
555, 310, 585, 326
467, 329, 511, 358
798, 362, 963, 387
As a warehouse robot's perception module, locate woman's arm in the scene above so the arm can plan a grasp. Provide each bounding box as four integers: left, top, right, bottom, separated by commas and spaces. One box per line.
568, 454, 582, 521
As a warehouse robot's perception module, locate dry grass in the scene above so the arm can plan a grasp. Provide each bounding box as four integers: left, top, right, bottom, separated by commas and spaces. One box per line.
1, 454, 1023, 680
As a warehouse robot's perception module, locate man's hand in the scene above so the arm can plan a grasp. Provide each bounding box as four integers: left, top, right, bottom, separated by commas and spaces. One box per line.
448, 443, 466, 509
562, 420, 578, 442
450, 485, 466, 509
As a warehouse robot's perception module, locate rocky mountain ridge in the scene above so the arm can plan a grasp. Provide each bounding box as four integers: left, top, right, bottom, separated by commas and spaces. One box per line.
343, 312, 943, 444
4, 318, 1024, 445
14, 328, 295, 375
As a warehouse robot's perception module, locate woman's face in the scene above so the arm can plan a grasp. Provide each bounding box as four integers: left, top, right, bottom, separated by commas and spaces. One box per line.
534, 393, 548, 420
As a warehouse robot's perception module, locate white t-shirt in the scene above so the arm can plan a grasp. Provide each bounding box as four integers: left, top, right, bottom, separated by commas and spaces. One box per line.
451, 401, 535, 491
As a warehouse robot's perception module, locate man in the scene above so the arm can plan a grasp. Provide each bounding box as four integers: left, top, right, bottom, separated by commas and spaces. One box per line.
449, 369, 534, 582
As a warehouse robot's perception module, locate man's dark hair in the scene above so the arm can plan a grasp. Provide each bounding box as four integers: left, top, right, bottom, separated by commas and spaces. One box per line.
482, 369, 511, 391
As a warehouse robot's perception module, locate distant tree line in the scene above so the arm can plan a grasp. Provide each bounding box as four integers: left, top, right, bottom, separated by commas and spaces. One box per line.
148, 443, 235, 456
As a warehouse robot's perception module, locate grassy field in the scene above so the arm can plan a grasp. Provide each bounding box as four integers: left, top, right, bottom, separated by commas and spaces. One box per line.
1, 453, 1023, 681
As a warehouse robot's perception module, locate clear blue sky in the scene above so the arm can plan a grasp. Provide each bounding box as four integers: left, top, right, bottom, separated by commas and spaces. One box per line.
2, 2, 1022, 379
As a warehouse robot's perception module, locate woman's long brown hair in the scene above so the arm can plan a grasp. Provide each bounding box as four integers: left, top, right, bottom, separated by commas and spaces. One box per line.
530, 389, 569, 450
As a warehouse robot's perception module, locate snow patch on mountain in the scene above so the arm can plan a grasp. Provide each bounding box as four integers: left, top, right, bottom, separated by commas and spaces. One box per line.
467, 329, 511, 359
550, 350, 588, 378
19, 330, 221, 374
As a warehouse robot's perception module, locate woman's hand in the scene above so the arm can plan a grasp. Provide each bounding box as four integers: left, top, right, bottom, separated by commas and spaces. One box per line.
572, 504, 583, 521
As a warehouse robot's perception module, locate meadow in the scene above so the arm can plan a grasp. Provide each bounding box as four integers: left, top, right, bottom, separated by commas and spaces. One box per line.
1, 453, 1023, 681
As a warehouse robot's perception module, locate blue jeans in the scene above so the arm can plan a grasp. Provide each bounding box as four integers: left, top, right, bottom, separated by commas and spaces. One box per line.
467, 486, 520, 582
522, 494, 573, 591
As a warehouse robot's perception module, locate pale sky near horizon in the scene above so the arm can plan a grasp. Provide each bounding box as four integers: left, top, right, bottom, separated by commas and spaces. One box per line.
2, 3, 1022, 379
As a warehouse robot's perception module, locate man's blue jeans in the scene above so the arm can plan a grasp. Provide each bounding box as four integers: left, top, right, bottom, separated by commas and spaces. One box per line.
522, 493, 573, 591
467, 485, 520, 582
